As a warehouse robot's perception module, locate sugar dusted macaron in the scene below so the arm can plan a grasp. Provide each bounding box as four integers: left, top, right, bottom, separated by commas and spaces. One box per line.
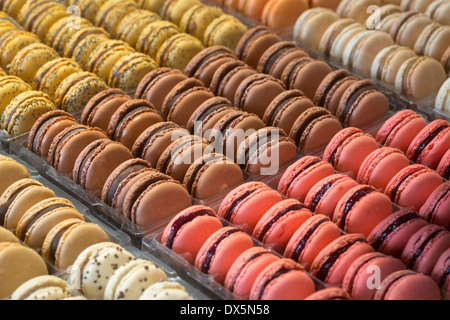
139, 281, 193, 300
262, 0, 309, 31
203, 14, 248, 52
420, 182, 450, 230
10, 275, 73, 300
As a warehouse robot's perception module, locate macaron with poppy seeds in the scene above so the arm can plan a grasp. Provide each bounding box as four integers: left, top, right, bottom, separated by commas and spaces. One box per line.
337, 0, 382, 24
249, 258, 315, 300
376, 109, 428, 153
94, 0, 139, 38
0, 156, 30, 196
235, 26, 281, 70
277, 156, 335, 202
134, 67, 188, 112
72, 139, 134, 197
0, 90, 56, 137
401, 224, 450, 275
333, 185, 395, 238
183, 153, 244, 201
203, 14, 248, 52
218, 181, 283, 233
53, 71, 109, 113
224, 246, 280, 299
41, 218, 110, 270
284, 214, 342, 270
161, 205, 223, 264
107, 99, 162, 149
179, 4, 224, 41
1, 178, 56, 231
116, 9, 161, 48
0, 225, 19, 243
323, 127, 380, 179
1, 0, 29, 19
419, 181, 450, 229
16, 197, 84, 249
0, 29, 40, 72
195, 226, 254, 284
161, 78, 215, 127
262, 0, 310, 31
390, 11, 433, 48
309, 233, 375, 286
156, 33, 205, 72
289, 107, 343, 154
160, 0, 201, 25
131, 121, 190, 168
282, 57, 332, 100
431, 248, 450, 294
136, 20, 181, 59
342, 252, 407, 300
305, 287, 352, 300
406, 119, 450, 170
357, 147, 411, 192
263, 90, 314, 136
81, 88, 131, 133
136, 0, 165, 14
304, 174, 359, 219
0, 76, 32, 116
234, 73, 285, 119
436, 148, 450, 180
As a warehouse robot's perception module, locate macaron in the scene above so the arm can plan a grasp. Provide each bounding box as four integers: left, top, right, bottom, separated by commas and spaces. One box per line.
218, 181, 283, 233
136, 20, 181, 59
365, 3, 403, 31
390, 11, 433, 48
0, 29, 40, 72
179, 4, 224, 41
431, 248, 450, 294
236, 0, 270, 20
406, 119, 450, 170
342, 252, 407, 300
437, 148, 450, 180
323, 127, 380, 179
426, 0, 450, 25
337, 0, 383, 24
357, 147, 411, 192
106, 99, 162, 149
160, 0, 201, 25
203, 14, 248, 52
0, 76, 32, 116
252, 199, 313, 253
139, 281, 193, 300
328, 21, 366, 63
435, 77, 450, 114
224, 246, 280, 299
0, 225, 19, 243
304, 287, 352, 300
71, 242, 136, 300
440, 46, 450, 74
277, 156, 335, 202
94, 0, 139, 38
0, 90, 55, 137
10, 275, 72, 300
0, 156, 30, 196
41, 218, 110, 270
289, 107, 343, 154
262, 0, 310, 31
249, 258, 316, 300
376, 109, 428, 153
318, 18, 361, 58
414, 23, 450, 61
400, 0, 435, 12
419, 181, 449, 229
183, 153, 244, 201
309, 234, 375, 286
81, 88, 132, 133
16, 197, 84, 249
284, 214, 341, 270
0, 242, 48, 300
116, 9, 160, 48
374, 270, 441, 300
161, 205, 223, 264
384, 164, 444, 211
194, 226, 254, 284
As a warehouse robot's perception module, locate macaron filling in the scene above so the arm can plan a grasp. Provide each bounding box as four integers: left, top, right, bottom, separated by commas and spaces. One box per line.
31, 116, 59, 153
407, 229, 445, 270
49, 223, 75, 265
339, 187, 375, 230
412, 124, 448, 162
106, 164, 149, 205
318, 73, 350, 107
267, 97, 295, 126
257, 266, 296, 300
286, 59, 311, 88
75, 144, 100, 185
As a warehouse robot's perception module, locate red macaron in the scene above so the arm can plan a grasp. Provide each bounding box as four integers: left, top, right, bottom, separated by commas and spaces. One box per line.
419, 181, 450, 230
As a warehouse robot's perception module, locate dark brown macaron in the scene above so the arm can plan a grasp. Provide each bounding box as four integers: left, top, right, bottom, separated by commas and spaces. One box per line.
313, 69, 358, 115
257, 41, 309, 80
81, 88, 131, 132
184, 45, 238, 88
106, 99, 163, 149
289, 107, 343, 154
27, 110, 77, 160
337, 79, 390, 128
263, 90, 315, 136
209, 59, 257, 104
47, 124, 108, 177
161, 78, 215, 127
183, 153, 244, 201
122, 171, 192, 227
234, 73, 285, 119
235, 127, 298, 176
282, 57, 333, 100
235, 26, 281, 69
72, 139, 134, 198
186, 96, 237, 137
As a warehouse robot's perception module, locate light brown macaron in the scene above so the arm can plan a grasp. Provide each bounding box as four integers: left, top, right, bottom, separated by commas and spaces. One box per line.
0, 155, 31, 196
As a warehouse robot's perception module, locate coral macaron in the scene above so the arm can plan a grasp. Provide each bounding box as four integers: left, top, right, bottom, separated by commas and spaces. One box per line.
419, 181, 450, 230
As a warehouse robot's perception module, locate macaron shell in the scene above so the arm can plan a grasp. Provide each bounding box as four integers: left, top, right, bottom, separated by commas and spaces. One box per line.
0, 158, 30, 196
431, 248, 450, 292
0, 226, 19, 243
410, 127, 450, 170
203, 14, 248, 52
263, 0, 309, 31
304, 287, 351, 300
419, 181, 450, 229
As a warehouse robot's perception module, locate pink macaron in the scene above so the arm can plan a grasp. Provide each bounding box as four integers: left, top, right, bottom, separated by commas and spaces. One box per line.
367, 208, 429, 258
304, 174, 359, 218
406, 119, 450, 170
333, 185, 394, 238
431, 248, 450, 295
277, 156, 335, 202
384, 164, 444, 212
194, 226, 254, 285
357, 147, 411, 192
376, 110, 427, 154
323, 127, 380, 179
401, 224, 450, 275
283, 214, 341, 271
342, 252, 406, 300
249, 258, 316, 300
419, 181, 450, 230
160, 205, 223, 264
373, 270, 442, 300
252, 199, 313, 253
224, 246, 280, 299
436, 148, 450, 180
217, 181, 283, 233
304, 287, 352, 300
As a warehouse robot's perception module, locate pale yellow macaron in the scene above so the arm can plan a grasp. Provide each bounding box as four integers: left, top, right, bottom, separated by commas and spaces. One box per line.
136, 20, 181, 58
116, 9, 161, 48
179, 4, 224, 40
203, 14, 248, 51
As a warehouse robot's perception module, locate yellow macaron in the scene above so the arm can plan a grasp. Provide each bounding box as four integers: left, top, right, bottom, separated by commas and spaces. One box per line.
0, 29, 40, 72
203, 14, 248, 51
137, 0, 166, 14
156, 33, 205, 71
136, 20, 181, 58
116, 9, 161, 48
0, 75, 32, 116
179, 3, 224, 41
94, 0, 139, 38
160, 0, 202, 25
